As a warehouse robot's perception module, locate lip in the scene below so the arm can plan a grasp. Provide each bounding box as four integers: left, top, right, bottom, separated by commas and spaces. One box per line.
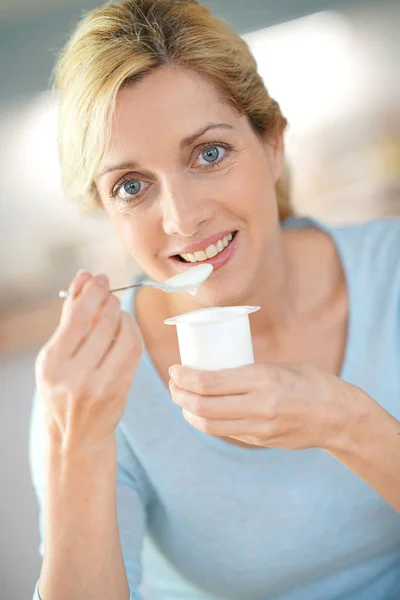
170, 231, 240, 271
169, 229, 237, 257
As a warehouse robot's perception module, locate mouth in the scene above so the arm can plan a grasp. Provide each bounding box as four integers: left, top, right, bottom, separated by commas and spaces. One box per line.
171, 231, 239, 270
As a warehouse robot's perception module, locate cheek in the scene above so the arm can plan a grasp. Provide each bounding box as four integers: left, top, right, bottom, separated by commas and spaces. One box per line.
112, 211, 157, 260
232, 152, 277, 217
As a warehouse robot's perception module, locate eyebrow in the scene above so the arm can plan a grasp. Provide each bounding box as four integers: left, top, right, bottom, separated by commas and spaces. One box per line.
97, 122, 234, 179
180, 122, 234, 149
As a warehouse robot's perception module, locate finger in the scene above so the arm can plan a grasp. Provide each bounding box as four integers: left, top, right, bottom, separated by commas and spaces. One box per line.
169, 363, 268, 396
95, 312, 143, 388
72, 292, 121, 371
182, 411, 260, 437
54, 274, 110, 356
62, 269, 92, 304
58, 269, 92, 325
169, 380, 257, 419
95, 315, 121, 370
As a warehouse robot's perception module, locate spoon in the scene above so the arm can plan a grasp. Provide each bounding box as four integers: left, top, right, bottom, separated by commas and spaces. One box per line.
59, 263, 214, 299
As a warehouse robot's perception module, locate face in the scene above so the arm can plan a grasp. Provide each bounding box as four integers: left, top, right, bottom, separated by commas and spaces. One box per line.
95, 65, 284, 306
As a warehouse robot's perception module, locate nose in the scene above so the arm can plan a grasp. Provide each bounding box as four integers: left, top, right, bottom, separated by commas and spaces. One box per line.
160, 177, 214, 237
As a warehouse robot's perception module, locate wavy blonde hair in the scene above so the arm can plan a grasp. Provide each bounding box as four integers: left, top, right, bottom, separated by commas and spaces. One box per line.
54, 0, 292, 218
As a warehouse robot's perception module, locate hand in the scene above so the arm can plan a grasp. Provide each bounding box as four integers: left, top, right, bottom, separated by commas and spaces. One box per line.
35, 270, 143, 454
169, 362, 367, 451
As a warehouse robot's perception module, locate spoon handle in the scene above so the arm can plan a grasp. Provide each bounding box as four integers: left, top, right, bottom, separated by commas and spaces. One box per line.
108, 282, 145, 294
59, 281, 145, 299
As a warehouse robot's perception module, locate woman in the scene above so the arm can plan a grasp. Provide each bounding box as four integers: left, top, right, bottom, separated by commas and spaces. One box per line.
29, 1, 400, 599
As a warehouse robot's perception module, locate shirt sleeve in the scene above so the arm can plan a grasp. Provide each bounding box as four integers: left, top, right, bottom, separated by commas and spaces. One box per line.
29, 387, 149, 600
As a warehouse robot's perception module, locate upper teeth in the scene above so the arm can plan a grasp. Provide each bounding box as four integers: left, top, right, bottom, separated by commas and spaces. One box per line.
180, 233, 234, 263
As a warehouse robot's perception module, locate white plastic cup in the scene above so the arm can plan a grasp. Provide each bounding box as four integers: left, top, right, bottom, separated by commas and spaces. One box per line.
164, 306, 260, 370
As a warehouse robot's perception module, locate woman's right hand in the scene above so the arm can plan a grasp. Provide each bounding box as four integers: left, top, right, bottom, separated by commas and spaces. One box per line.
35, 270, 143, 454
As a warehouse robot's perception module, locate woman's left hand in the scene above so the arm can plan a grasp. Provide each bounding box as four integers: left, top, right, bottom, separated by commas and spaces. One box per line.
169, 362, 369, 451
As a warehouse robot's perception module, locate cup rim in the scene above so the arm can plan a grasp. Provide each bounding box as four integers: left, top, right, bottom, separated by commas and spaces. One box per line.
164, 305, 260, 326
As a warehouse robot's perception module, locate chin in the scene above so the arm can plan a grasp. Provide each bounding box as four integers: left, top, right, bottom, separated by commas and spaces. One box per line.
193, 277, 253, 308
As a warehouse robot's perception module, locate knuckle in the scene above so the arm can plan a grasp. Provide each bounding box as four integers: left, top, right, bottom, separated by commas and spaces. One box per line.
121, 311, 135, 330
171, 387, 183, 406
53, 378, 78, 400
103, 292, 119, 312
183, 411, 214, 435
101, 309, 118, 331
88, 277, 108, 295
35, 344, 57, 383
200, 419, 215, 435
128, 336, 143, 356
191, 397, 206, 417
193, 372, 208, 395
258, 363, 281, 390
36, 346, 88, 399
109, 294, 121, 312
59, 308, 75, 329
60, 369, 87, 399
121, 314, 143, 350
102, 295, 119, 317
62, 303, 89, 332
264, 394, 279, 419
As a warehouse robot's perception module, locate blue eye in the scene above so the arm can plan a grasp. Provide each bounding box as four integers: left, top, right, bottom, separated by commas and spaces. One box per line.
112, 177, 150, 203
122, 179, 141, 196
196, 144, 230, 168
201, 146, 220, 163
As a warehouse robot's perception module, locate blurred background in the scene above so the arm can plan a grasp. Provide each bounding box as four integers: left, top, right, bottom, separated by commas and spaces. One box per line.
0, 0, 399, 598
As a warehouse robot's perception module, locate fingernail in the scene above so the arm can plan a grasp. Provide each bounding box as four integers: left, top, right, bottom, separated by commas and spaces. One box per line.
169, 366, 174, 378
95, 274, 109, 287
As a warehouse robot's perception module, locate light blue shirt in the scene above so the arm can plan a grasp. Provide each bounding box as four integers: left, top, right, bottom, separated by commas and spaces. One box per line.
30, 217, 400, 600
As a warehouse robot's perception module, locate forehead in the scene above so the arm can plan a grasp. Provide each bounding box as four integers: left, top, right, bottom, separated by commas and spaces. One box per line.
108, 65, 237, 150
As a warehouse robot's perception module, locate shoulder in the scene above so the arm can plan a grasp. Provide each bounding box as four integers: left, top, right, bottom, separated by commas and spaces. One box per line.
329, 216, 400, 252
328, 217, 400, 278
325, 218, 400, 312
286, 214, 400, 256
287, 215, 400, 308
285, 214, 400, 280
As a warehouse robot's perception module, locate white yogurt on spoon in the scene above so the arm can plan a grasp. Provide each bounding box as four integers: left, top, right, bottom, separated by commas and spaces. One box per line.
165, 263, 213, 295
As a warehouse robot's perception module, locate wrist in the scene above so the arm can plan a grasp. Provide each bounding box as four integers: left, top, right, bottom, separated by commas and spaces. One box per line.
325, 383, 373, 455
326, 384, 394, 458
44, 434, 118, 513
45, 430, 117, 469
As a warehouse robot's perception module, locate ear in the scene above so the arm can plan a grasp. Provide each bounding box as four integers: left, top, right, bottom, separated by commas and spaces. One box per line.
262, 133, 284, 183
268, 133, 285, 183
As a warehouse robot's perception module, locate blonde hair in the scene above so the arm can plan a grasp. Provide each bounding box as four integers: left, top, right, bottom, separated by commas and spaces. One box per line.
54, 0, 292, 218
